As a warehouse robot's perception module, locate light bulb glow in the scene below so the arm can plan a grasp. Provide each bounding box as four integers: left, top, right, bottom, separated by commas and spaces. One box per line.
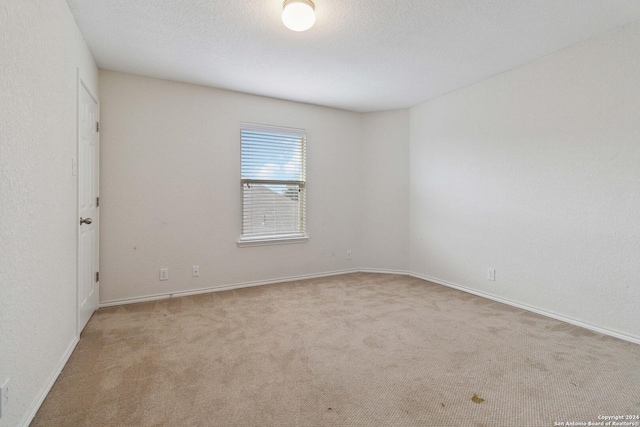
282, 0, 316, 32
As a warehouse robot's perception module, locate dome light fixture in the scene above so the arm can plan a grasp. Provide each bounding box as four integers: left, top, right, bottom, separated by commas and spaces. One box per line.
282, 0, 316, 32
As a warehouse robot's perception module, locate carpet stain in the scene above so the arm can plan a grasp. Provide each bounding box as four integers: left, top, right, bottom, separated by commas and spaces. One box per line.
363, 336, 383, 349
471, 394, 485, 404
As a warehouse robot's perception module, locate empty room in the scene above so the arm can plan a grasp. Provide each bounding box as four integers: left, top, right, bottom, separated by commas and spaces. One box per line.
1, 0, 640, 426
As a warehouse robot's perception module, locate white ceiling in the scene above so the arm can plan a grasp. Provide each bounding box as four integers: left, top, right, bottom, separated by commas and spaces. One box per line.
66, 0, 640, 112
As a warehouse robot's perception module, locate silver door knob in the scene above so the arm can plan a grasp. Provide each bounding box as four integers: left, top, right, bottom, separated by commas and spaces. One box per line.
80, 217, 93, 225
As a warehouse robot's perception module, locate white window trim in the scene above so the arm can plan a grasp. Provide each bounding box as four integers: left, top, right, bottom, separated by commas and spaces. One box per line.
239, 122, 308, 247
237, 234, 310, 247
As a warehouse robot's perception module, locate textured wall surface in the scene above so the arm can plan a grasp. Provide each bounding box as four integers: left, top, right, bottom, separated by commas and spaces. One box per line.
0, 1, 98, 426
410, 23, 640, 340
99, 71, 363, 303
360, 110, 410, 271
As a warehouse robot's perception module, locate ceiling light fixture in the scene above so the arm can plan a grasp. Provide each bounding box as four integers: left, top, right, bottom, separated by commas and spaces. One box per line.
282, 0, 316, 32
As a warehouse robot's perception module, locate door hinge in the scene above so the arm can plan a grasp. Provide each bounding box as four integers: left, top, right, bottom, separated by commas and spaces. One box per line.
96, 196, 100, 207
96, 121, 100, 132
96, 272, 99, 282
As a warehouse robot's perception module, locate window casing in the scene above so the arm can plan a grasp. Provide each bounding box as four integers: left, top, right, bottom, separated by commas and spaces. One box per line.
239, 122, 307, 246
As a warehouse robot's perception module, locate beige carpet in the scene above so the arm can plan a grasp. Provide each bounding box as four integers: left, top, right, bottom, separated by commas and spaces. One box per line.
32, 273, 640, 426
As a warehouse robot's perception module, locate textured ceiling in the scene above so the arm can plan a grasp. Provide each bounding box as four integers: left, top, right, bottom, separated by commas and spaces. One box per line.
65, 0, 640, 112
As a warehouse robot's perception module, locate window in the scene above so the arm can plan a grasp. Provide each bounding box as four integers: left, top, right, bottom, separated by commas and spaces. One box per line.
238, 122, 307, 246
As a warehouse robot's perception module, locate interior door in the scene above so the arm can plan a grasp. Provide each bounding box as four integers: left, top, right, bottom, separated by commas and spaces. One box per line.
77, 80, 100, 334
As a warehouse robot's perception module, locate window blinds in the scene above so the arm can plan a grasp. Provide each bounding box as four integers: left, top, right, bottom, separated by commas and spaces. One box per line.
240, 123, 306, 239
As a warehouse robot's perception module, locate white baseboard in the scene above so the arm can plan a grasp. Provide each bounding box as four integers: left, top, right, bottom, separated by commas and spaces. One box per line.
359, 268, 410, 276
410, 272, 640, 346
19, 336, 80, 427
100, 268, 360, 308
100, 268, 639, 345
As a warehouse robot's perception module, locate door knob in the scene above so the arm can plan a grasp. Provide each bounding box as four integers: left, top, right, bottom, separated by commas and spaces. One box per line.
80, 217, 93, 225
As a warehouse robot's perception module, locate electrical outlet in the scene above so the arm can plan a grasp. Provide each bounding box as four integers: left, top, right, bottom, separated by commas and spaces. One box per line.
192, 265, 200, 277
346, 250, 352, 260
0, 378, 9, 419
159, 268, 169, 281
487, 268, 495, 281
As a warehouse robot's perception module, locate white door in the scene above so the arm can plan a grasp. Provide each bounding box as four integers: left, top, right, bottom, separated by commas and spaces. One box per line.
77, 80, 100, 334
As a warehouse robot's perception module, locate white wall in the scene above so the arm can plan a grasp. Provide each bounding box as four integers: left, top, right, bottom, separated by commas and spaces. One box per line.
410, 23, 640, 341
0, 1, 98, 426
99, 71, 363, 303
360, 110, 410, 272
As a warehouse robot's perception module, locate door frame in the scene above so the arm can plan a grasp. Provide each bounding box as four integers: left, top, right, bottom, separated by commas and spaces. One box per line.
76, 71, 100, 336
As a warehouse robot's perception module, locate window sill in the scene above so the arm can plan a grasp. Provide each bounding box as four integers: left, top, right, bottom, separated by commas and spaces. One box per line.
237, 235, 309, 248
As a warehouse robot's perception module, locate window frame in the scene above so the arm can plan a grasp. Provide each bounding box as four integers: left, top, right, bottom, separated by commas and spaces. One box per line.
237, 122, 309, 247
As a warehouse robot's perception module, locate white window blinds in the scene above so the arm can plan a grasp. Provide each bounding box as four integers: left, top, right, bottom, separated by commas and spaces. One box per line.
240, 122, 306, 241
